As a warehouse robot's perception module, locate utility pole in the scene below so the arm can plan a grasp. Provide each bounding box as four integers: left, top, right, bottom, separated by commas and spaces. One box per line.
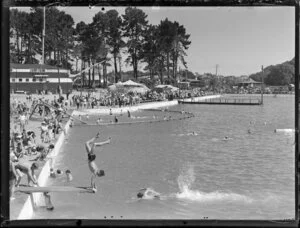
261, 65, 264, 105
216, 64, 219, 93
42, 7, 45, 65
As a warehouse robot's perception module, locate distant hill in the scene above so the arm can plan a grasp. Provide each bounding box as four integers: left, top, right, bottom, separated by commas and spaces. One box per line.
249, 58, 294, 86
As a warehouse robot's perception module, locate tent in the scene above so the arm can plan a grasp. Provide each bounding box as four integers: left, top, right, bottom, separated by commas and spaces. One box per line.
122, 80, 142, 87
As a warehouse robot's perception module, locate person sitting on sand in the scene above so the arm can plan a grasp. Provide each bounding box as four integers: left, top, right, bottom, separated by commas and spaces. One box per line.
85, 132, 111, 192
31, 143, 54, 161
15, 162, 39, 187
137, 188, 160, 199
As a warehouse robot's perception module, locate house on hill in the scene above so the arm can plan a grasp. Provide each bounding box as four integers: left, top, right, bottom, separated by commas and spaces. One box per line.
10, 63, 73, 94
237, 78, 263, 88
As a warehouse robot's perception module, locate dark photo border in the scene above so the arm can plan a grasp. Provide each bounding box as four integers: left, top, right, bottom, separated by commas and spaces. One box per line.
1, 0, 299, 227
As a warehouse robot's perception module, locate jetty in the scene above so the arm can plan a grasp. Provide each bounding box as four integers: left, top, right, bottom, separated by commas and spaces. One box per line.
178, 97, 262, 105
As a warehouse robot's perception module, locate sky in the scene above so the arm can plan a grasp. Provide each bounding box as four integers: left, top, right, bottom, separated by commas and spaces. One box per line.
15, 6, 295, 76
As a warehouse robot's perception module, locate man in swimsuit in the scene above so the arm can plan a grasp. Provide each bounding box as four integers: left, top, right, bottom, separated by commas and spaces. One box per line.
85, 132, 111, 192
15, 162, 39, 187
137, 188, 160, 199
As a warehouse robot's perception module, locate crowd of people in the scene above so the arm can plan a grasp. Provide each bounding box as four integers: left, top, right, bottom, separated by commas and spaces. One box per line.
9, 95, 68, 200
67, 87, 212, 110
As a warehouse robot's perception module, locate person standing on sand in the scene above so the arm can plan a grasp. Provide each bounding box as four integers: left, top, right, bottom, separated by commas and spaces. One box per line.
85, 132, 111, 192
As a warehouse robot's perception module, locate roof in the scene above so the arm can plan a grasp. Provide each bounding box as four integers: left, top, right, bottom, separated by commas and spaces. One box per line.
10, 63, 66, 70
239, 78, 261, 84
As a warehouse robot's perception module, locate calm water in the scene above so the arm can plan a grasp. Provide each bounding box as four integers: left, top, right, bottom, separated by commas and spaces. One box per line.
32, 95, 295, 220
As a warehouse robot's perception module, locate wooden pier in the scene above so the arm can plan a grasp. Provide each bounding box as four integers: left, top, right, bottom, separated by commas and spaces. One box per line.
178, 98, 262, 105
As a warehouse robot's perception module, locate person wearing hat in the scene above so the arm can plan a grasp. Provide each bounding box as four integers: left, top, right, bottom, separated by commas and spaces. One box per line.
15, 162, 39, 187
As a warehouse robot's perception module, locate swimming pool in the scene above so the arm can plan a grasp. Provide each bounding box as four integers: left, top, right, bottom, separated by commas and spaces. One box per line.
32, 95, 295, 220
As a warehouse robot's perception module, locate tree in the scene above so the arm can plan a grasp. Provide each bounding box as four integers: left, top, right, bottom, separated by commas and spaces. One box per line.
106, 10, 124, 83
170, 21, 191, 81
141, 24, 160, 81
122, 7, 148, 80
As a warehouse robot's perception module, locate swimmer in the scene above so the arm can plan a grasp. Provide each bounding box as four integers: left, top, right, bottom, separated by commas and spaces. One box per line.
109, 109, 112, 115
96, 118, 101, 125
127, 110, 131, 118
222, 136, 232, 141
248, 129, 252, 134
120, 109, 123, 116
114, 116, 118, 123
85, 132, 110, 192
137, 188, 160, 199
65, 169, 73, 182
86, 114, 89, 120
50, 168, 56, 178
56, 169, 63, 175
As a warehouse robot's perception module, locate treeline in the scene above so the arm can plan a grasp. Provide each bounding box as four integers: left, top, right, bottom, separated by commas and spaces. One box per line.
249, 58, 294, 86
10, 7, 191, 87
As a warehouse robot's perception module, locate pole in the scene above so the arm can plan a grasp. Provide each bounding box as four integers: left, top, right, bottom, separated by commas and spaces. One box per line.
261, 65, 264, 105
216, 64, 219, 93
294, 0, 299, 221
42, 7, 45, 65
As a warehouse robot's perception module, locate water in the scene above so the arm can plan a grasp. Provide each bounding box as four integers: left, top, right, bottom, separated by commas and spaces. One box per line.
32, 95, 295, 220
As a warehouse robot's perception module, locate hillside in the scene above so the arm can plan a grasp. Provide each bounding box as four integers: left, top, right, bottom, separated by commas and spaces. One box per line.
249, 58, 295, 86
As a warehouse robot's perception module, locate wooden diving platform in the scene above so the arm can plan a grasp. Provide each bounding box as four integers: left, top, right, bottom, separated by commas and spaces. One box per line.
178, 98, 262, 106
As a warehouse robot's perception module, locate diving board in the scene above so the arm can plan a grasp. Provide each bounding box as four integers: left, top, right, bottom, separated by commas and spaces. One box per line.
274, 129, 295, 133
17, 186, 95, 193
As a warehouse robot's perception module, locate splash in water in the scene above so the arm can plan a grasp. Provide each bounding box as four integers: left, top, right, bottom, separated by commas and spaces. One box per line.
175, 163, 252, 203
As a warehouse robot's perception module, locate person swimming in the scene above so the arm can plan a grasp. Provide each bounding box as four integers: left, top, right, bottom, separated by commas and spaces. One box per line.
114, 116, 118, 123
137, 188, 160, 199
96, 118, 101, 125
65, 169, 73, 182
50, 168, 56, 178
222, 136, 232, 141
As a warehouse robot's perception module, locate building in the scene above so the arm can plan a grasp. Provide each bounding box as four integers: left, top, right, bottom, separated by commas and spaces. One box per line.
10, 63, 73, 94
237, 78, 262, 88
